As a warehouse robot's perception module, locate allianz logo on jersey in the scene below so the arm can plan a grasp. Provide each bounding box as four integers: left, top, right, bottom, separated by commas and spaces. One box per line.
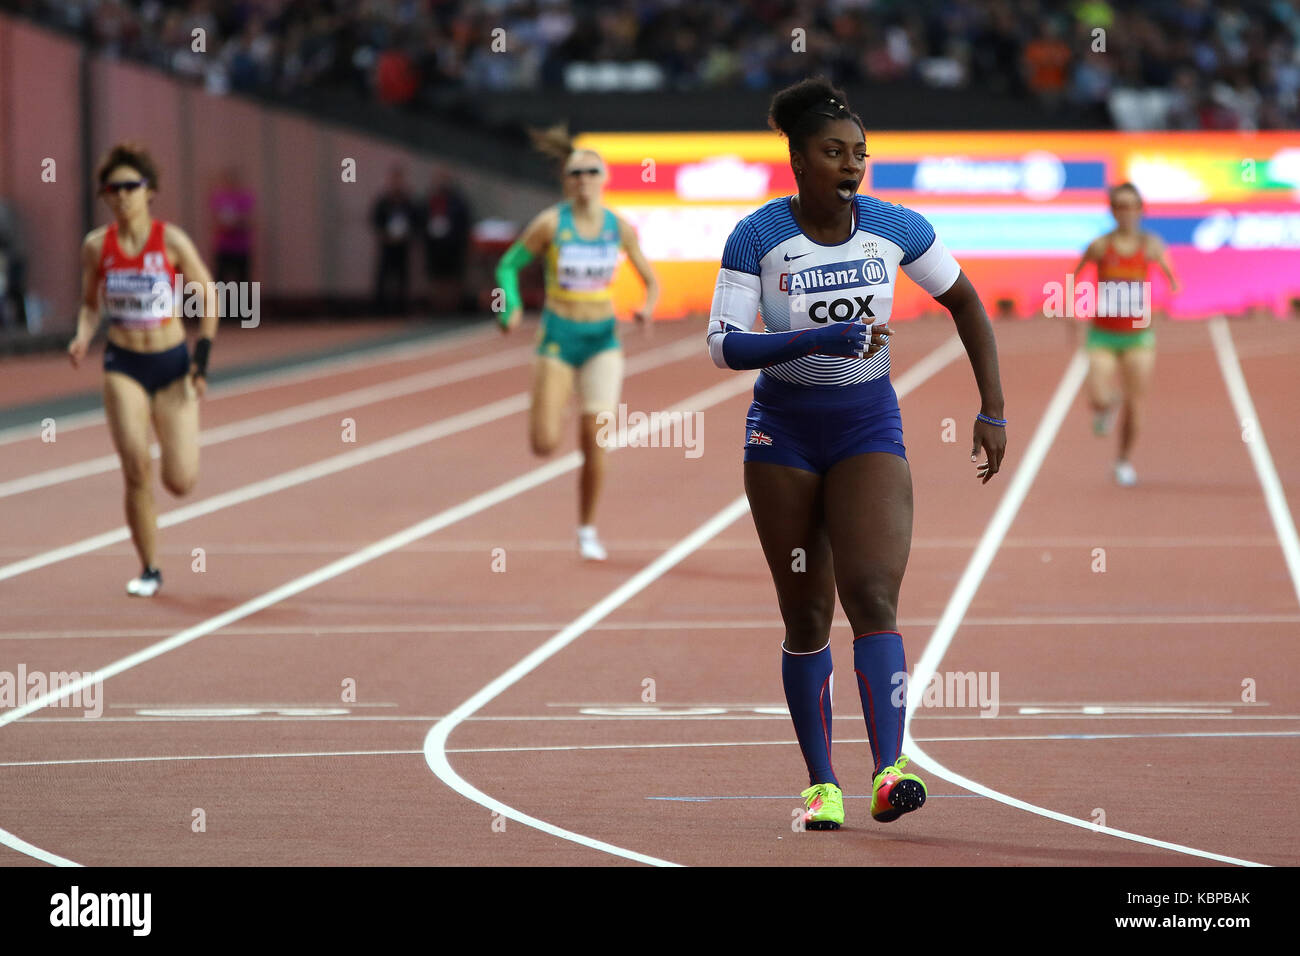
104, 273, 163, 294
779, 257, 887, 294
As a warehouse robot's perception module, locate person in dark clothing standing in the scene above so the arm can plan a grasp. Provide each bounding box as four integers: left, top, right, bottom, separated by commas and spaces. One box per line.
372, 165, 417, 314
210, 167, 254, 285
422, 169, 471, 314
0, 198, 27, 329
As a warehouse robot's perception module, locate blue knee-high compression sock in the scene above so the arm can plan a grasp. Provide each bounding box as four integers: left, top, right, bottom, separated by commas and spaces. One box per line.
853, 630, 907, 775
781, 642, 838, 787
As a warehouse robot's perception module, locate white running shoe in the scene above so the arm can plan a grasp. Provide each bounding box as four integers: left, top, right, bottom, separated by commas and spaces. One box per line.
577, 526, 607, 561
1113, 460, 1138, 487
126, 567, 162, 597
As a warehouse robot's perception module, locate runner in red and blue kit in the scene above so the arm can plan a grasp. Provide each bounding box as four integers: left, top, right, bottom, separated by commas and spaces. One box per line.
708, 78, 1008, 829
68, 143, 219, 598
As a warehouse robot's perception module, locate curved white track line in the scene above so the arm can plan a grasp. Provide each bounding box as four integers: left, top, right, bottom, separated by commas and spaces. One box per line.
423, 498, 753, 867
903, 347, 1268, 867
0, 826, 81, 867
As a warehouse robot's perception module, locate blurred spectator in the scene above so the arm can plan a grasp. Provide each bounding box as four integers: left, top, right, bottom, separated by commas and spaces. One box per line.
210, 167, 254, 285
17, 0, 1300, 130
972, 0, 1024, 97
422, 169, 471, 315
375, 45, 418, 105
372, 164, 417, 315
1165, 67, 1204, 129
0, 198, 27, 330
1024, 20, 1073, 108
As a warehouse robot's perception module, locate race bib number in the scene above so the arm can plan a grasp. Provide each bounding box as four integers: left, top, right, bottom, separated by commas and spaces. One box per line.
104, 273, 173, 326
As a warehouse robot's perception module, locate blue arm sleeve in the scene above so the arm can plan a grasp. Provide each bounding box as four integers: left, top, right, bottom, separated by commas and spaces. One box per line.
719, 326, 825, 370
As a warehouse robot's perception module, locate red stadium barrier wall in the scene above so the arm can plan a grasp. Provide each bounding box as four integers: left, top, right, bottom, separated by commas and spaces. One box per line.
0, 13, 555, 333
0, 17, 85, 326
85, 56, 555, 307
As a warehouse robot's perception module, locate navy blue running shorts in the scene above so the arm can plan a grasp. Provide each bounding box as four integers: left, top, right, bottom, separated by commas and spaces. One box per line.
103, 341, 190, 395
742, 372, 906, 474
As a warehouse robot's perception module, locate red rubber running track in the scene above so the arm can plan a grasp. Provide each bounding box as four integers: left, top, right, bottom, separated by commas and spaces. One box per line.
0, 316, 1296, 866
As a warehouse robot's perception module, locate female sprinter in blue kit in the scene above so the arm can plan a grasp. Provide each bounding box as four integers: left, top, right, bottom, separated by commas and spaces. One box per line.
708, 79, 1007, 829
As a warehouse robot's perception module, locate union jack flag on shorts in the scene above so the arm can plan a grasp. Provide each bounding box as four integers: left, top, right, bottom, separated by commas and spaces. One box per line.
747, 429, 774, 446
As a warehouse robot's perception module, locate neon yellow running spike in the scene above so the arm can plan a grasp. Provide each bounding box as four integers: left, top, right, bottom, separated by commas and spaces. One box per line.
870, 755, 927, 823
799, 782, 844, 830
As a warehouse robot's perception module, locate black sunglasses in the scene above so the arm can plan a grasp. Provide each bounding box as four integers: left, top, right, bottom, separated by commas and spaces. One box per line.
101, 180, 147, 195
566, 167, 602, 178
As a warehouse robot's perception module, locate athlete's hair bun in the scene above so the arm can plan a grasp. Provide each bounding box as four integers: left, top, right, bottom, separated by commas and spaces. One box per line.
768, 77, 862, 151
528, 123, 577, 161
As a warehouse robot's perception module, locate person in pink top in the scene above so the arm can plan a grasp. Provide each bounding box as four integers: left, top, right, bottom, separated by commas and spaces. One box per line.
210, 167, 254, 284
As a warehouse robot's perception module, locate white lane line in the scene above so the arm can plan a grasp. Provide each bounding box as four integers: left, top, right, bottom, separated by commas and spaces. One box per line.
423, 498, 752, 868
905, 350, 1088, 714
0, 344, 538, 499
0, 395, 519, 581
106, 701, 399, 709
0, 750, 424, 768
0, 321, 501, 446
5, 612, 1299, 640
1003, 700, 1268, 707
1209, 317, 1300, 608
6, 729, 1296, 770
0, 367, 766, 864
891, 331, 967, 396
1017, 706, 1232, 715
903, 349, 1267, 868
913, 730, 1300, 742
0, 450, 576, 729
0, 333, 702, 499
899, 535, 1283, 548
0, 827, 81, 866
12, 712, 1300, 725
0, 335, 701, 583
908, 713, 1300, 721
454, 727, 1300, 750
542, 698, 1271, 709
0, 371, 757, 729
6, 532, 1271, 556
421, 337, 967, 867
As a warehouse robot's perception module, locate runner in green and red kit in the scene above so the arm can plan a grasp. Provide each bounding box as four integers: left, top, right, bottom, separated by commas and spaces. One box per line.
1073, 182, 1179, 487
494, 126, 658, 561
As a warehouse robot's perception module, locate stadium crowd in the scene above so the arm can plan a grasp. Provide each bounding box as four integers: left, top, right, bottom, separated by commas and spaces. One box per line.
8, 0, 1300, 129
